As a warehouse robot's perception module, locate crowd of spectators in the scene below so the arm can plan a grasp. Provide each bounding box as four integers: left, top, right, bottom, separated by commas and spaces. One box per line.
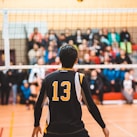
0, 27, 136, 106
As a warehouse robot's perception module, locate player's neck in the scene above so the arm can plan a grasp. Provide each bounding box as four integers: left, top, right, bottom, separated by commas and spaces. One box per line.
59, 67, 73, 71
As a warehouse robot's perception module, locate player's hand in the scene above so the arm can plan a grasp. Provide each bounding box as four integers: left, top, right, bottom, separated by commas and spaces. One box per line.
102, 127, 109, 137
32, 126, 42, 137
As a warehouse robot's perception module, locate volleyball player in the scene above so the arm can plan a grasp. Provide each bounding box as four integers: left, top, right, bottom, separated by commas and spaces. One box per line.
32, 45, 109, 137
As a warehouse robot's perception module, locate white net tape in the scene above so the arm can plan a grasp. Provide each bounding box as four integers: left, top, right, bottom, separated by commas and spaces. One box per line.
0, 64, 136, 70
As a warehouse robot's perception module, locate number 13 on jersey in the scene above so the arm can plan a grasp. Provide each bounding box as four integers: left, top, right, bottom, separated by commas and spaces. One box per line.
52, 81, 71, 101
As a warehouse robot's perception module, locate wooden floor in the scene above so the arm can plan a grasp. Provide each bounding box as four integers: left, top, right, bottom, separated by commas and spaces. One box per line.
0, 104, 137, 137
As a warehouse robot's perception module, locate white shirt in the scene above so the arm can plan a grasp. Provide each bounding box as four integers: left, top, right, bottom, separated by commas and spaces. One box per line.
28, 64, 46, 83
123, 80, 132, 90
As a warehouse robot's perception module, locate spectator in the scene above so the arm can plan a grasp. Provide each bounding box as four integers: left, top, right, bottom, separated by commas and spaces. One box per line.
112, 42, 120, 57
29, 27, 43, 49
102, 66, 120, 92
122, 72, 134, 104
74, 28, 84, 46
16, 62, 28, 95
120, 28, 132, 54
78, 44, 87, 64
120, 27, 131, 42
90, 50, 100, 64
80, 53, 94, 75
83, 53, 94, 65
102, 28, 109, 40
28, 42, 41, 65
64, 28, 74, 43
0, 70, 12, 105
89, 69, 104, 104
28, 58, 46, 107
20, 80, 31, 109
108, 28, 120, 46
48, 29, 59, 45
42, 33, 49, 50
90, 39, 101, 56
100, 28, 110, 47
58, 33, 67, 47
115, 67, 127, 85
68, 39, 78, 51
115, 49, 132, 64
102, 51, 112, 64
84, 28, 93, 46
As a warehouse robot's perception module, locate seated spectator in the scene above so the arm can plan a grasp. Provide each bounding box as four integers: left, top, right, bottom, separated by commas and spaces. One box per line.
84, 28, 93, 46
20, 80, 31, 109
58, 33, 67, 47
28, 42, 41, 65
46, 56, 61, 73
0, 70, 12, 105
16, 62, 28, 95
122, 72, 134, 104
89, 39, 102, 56
89, 69, 104, 104
81, 39, 89, 48
100, 28, 110, 47
102, 66, 120, 92
112, 42, 120, 57
79, 53, 94, 75
28, 58, 46, 107
64, 28, 74, 43
90, 50, 100, 64
68, 39, 78, 51
102, 28, 109, 40
115, 67, 127, 84
78, 44, 88, 64
42, 33, 49, 50
101, 51, 112, 64
29, 27, 43, 50
115, 49, 132, 64
108, 28, 120, 46
74, 28, 84, 46
48, 29, 59, 45
82, 53, 94, 65
44, 44, 57, 65
120, 27, 131, 42
105, 46, 116, 62
120, 28, 132, 54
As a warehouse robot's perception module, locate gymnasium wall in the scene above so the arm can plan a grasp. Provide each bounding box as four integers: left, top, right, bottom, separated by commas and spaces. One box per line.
0, 0, 137, 64
0, 0, 137, 9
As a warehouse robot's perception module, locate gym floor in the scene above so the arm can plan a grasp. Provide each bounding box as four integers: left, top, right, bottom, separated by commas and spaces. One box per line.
0, 104, 137, 137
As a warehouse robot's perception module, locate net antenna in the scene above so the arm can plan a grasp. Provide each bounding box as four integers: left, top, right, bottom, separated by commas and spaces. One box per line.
24, 25, 29, 64
3, 9, 10, 69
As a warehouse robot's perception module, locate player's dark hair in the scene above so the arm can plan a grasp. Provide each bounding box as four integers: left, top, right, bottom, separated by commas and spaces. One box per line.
59, 45, 78, 68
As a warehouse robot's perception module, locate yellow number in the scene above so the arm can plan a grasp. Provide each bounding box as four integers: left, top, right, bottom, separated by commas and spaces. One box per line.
52, 81, 59, 101
60, 81, 71, 101
52, 81, 71, 101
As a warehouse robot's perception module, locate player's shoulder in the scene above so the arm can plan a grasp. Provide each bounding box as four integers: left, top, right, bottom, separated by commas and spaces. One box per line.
45, 70, 59, 80
77, 72, 85, 84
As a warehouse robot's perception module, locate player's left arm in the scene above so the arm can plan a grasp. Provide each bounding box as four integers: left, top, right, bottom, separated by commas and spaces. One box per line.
81, 75, 109, 136
80, 74, 106, 128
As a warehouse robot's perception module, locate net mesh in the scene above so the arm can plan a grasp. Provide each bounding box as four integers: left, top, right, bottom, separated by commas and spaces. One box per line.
0, 8, 137, 70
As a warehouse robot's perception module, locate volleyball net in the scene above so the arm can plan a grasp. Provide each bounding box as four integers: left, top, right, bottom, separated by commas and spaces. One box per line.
0, 9, 137, 70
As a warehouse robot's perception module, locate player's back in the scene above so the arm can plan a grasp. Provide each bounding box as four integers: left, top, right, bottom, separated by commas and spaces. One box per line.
45, 69, 85, 134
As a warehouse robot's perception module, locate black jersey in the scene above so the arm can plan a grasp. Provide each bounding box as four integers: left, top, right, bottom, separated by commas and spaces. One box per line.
34, 69, 105, 135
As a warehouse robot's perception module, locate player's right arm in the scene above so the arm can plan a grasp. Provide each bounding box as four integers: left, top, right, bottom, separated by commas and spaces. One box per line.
80, 74, 109, 137
32, 79, 47, 137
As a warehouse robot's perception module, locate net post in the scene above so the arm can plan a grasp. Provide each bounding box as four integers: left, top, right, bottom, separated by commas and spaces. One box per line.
3, 9, 10, 69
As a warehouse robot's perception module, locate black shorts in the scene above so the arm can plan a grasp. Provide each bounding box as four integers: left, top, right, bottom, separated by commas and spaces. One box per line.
30, 93, 37, 98
43, 129, 90, 137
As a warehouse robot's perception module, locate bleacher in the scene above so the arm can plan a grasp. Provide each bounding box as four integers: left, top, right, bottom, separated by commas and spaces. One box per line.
92, 92, 137, 104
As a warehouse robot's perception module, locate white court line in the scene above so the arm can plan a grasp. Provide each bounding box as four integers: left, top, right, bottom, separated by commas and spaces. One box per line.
110, 122, 136, 137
